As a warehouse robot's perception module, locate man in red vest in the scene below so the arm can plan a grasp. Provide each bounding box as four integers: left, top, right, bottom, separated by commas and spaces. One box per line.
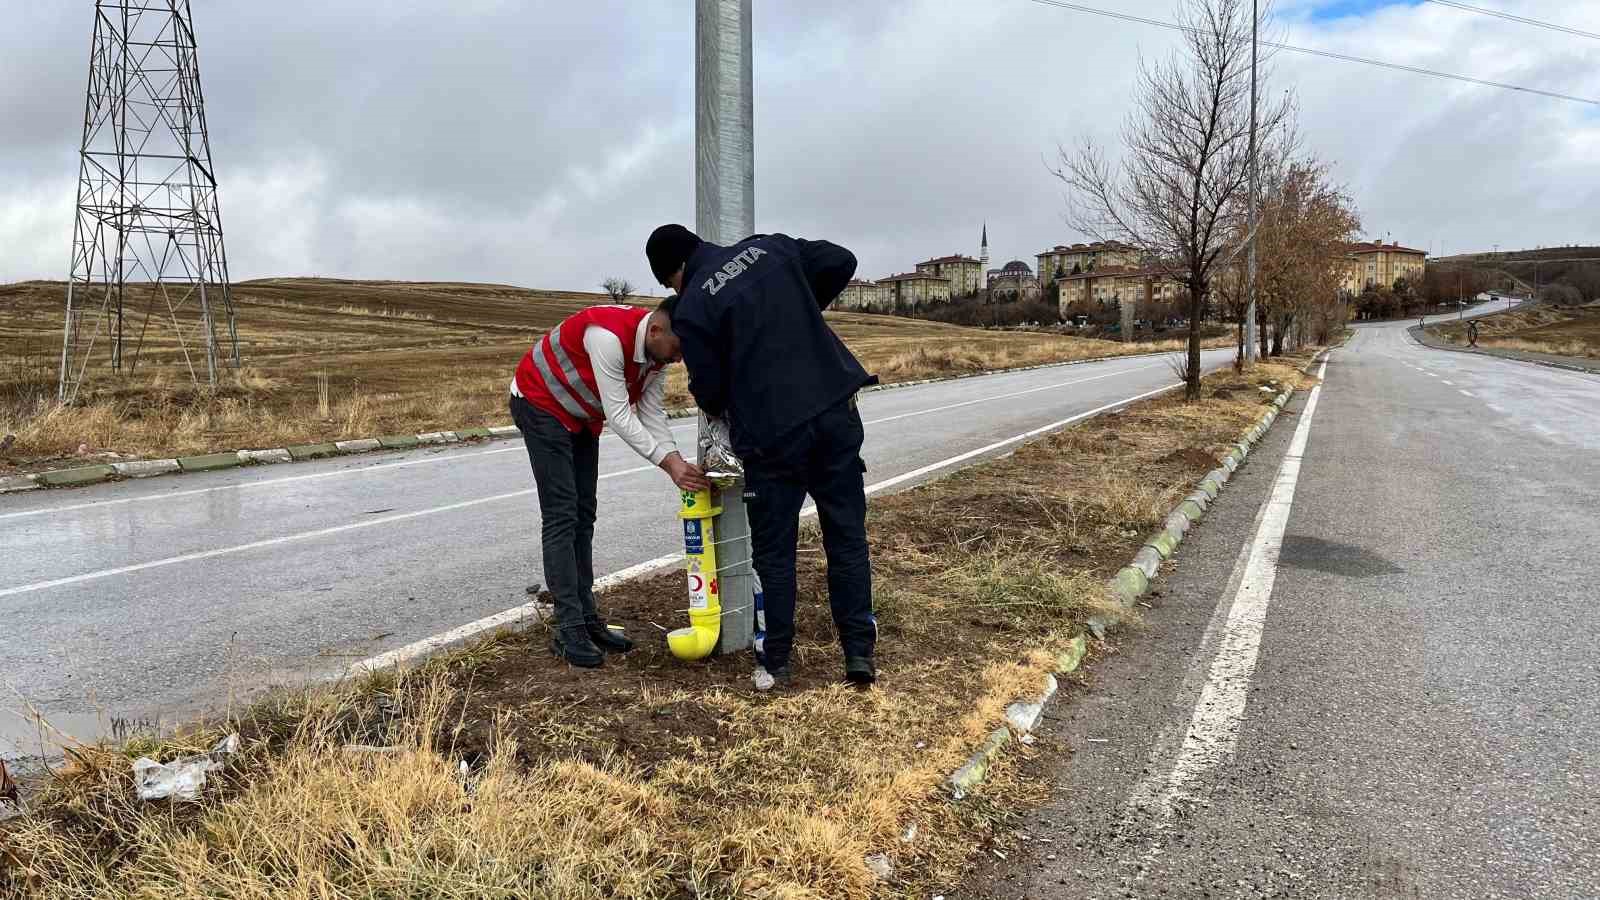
510, 302, 710, 668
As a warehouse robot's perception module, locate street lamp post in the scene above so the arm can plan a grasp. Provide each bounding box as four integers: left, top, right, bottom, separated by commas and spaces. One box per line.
1243, 0, 1259, 363
695, 0, 756, 655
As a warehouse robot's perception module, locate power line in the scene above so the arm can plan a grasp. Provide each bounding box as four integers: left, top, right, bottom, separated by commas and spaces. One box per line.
1025, 0, 1600, 107
1423, 0, 1600, 43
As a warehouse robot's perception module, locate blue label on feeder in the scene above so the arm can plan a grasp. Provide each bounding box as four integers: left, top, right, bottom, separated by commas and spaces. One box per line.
683, 518, 704, 554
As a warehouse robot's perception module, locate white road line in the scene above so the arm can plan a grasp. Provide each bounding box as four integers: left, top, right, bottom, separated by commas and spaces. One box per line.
351, 380, 1187, 673
0, 465, 648, 599
1460, 389, 1475, 398
1426, 372, 1440, 378
859, 363, 1164, 428
1442, 379, 1455, 386
6, 376, 1190, 601
0, 424, 695, 522
1132, 357, 1328, 819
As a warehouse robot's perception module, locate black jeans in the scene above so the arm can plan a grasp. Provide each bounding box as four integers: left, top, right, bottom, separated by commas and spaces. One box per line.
511, 394, 600, 630
744, 398, 875, 670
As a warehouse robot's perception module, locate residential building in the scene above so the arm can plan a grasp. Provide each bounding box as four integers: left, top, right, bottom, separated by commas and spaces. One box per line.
834, 279, 892, 313
915, 254, 984, 298
1341, 240, 1427, 293
987, 259, 1040, 300
1056, 265, 1185, 319
1036, 241, 1143, 289
878, 271, 951, 310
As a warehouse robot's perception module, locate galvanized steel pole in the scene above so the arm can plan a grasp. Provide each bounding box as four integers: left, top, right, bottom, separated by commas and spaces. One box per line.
1244, 0, 1260, 363
695, 0, 756, 655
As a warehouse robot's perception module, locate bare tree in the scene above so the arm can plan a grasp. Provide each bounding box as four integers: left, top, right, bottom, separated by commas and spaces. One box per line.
601, 277, 634, 303
1055, 0, 1290, 399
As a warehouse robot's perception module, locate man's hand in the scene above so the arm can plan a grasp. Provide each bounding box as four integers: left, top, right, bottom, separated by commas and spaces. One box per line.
661, 452, 711, 492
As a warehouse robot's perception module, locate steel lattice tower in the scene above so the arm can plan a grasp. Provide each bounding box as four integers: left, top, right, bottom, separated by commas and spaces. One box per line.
60, 0, 238, 403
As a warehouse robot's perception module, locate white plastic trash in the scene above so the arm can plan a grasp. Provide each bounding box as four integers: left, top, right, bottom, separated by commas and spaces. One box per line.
132, 733, 238, 801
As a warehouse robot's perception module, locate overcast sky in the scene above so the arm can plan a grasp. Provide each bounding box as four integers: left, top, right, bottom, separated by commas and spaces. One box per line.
2, 0, 1597, 293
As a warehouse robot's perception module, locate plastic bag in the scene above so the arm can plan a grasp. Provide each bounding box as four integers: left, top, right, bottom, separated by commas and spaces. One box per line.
697, 413, 744, 482
132, 733, 238, 801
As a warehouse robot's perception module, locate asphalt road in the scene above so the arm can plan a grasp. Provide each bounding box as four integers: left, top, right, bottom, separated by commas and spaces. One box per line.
1, 346, 1231, 758
970, 311, 1599, 898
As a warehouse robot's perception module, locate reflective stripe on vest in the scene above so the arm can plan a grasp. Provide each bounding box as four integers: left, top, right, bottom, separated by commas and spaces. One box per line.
547, 325, 604, 410
531, 331, 592, 421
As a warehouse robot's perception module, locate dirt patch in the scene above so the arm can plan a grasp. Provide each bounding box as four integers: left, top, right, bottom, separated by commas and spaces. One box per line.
1159, 447, 1221, 471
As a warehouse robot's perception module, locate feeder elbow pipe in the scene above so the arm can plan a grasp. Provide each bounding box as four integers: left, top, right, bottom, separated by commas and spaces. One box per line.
669, 488, 723, 661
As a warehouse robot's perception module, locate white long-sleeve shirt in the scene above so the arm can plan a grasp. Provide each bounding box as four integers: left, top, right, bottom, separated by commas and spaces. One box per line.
582, 323, 678, 465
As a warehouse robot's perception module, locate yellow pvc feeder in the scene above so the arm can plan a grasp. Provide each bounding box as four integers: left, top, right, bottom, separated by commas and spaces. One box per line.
668, 487, 723, 660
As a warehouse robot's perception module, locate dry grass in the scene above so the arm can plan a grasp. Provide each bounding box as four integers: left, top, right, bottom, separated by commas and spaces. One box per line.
0, 358, 1308, 898
2, 279, 1231, 475
1431, 304, 1600, 360
1476, 336, 1597, 358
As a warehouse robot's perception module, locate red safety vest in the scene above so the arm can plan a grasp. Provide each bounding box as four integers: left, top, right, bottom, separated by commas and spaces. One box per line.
514, 305, 661, 434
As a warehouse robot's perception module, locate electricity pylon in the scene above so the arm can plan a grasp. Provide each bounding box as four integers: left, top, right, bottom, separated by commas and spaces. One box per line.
60, 0, 238, 404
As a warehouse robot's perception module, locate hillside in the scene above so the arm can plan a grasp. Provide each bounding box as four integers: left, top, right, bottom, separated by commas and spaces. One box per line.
1430, 246, 1600, 300
1430, 302, 1600, 361
0, 278, 1188, 473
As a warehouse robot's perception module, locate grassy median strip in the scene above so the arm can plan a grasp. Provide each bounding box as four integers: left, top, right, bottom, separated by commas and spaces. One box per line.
1, 360, 1307, 900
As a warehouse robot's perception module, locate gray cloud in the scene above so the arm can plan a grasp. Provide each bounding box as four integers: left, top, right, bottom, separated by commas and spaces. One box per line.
3, 1, 1598, 292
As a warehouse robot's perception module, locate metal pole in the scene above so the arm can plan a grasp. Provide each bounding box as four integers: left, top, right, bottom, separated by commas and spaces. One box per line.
1243, 0, 1259, 362
696, 0, 755, 656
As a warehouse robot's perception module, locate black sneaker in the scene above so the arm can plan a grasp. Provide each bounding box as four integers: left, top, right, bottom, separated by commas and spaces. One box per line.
585, 621, 635, 654
844, 655, 876, 686
550, 627, 604, 668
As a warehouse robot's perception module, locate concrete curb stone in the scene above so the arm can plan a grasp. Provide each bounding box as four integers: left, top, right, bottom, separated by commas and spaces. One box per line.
177, 452, 242, 473
38, 464, 116, 487
941, 348, 1331, 802
335, 438, 382, 453
286, 443, 339, 461
946, 634, 1089, 799
0, 474, 42, 493
239, 449, 293, 465
113, 459, 181, 478
377, 435, 420, 450
1131, 547, 1163, 580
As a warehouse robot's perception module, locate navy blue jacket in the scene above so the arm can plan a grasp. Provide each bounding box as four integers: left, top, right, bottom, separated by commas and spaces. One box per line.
671, 234, 874, 457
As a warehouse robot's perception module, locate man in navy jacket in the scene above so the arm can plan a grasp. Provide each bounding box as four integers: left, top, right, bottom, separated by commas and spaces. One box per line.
646, 223, 878, 686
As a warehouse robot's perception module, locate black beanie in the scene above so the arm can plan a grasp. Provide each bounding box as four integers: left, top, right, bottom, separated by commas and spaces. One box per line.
646, 224, 702, 284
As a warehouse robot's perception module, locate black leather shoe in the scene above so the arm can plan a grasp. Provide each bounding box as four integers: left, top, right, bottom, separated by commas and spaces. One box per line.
585, 621, 635, 654
844, 655, 876, 685
550, 627, 604, 668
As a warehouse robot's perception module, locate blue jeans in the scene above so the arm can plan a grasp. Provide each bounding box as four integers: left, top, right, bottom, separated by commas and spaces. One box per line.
743, 399, 875, 669
510, 395, 599, 630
